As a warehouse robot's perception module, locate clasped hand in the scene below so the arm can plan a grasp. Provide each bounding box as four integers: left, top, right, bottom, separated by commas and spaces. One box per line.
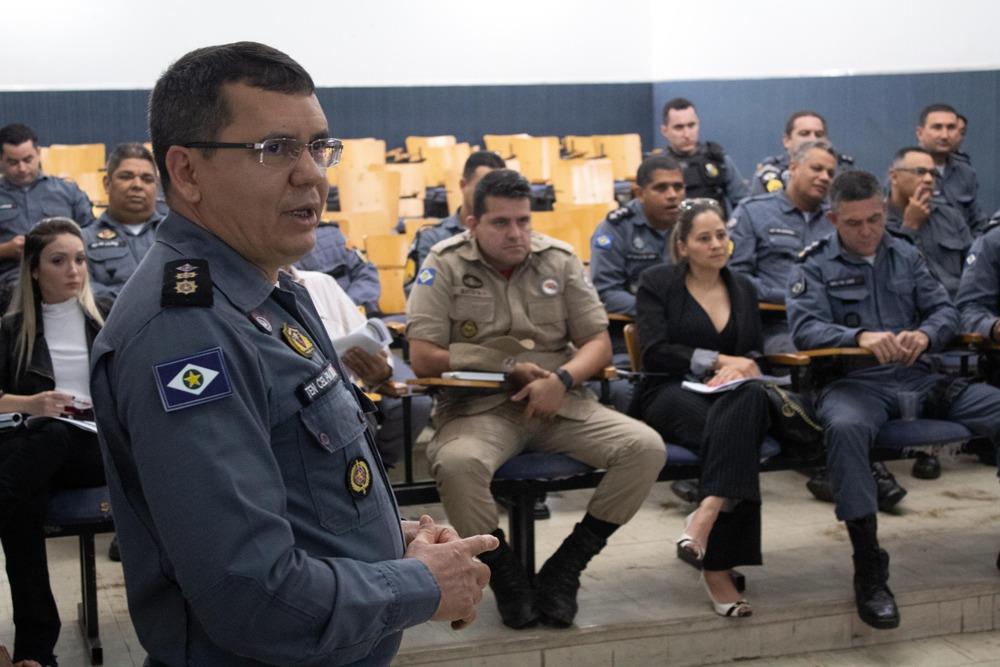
706, 355, 762, 387
856, 330, 929, 366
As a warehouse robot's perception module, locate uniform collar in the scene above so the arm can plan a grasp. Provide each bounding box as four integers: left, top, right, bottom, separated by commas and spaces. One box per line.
0, 172, 48, 192
831, 229, 892, 265
442, 210, 465, 232
99, 210, 166, 232
453, 229, 550, 274
627, 198, 653, 228
778, 189, 828, 218
155, 212, 274, 312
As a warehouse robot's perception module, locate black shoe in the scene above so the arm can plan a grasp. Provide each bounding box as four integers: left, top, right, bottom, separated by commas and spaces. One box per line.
670, 479, 700, 503
853, 548, 900, 629
533, 498, 551, 520
478, 530, 538, 629
806, 469, 835, 503
108, 535, 121, 562
911, 453, 941, 480
535, 522, 607, 627
872, 462, 907, 511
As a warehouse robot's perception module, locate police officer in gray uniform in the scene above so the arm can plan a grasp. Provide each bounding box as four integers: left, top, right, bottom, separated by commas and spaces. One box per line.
403, 150, 505, 295
589, 155, 685, 319
295, 221, 381, 313
751, 111, 854, 196
885, 146, 971, 300
915, 103, 987, 235
660, 98, 748, 216
730, 140, 836, 313
83, 143, 165, 299
90, 42, 495, 667
957, 217, 1000, 344
0, 123, 95, 302
788, 170, 1000, 631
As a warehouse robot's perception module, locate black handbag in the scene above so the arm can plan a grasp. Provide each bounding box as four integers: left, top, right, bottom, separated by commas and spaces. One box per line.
763, 383, 824, 460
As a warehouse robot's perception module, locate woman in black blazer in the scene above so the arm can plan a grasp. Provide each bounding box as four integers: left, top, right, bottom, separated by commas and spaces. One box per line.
0, 218, 108, 666
634, 199, 770, 618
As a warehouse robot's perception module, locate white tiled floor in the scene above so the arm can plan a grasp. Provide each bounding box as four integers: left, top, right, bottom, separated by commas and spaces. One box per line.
2, 454, 999, 666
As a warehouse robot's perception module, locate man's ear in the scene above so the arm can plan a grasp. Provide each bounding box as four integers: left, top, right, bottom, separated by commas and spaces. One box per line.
164, 146, 202, 205
464, 214, 478, 231
102, 172, 111, 194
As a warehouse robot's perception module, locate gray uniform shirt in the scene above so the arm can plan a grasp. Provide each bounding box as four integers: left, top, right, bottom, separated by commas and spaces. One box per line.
956, 220, 1000, 339
83, 211, 165, 299
936, 155, 986, 235
589, 199, 671, 317
0, 173, 95, 280
885, 199, 971, 299
787, 231, 958, 352
728, 191, 831, 304
90, 213, 438, 666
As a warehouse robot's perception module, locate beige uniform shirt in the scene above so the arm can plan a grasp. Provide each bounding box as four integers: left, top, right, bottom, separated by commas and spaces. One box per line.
406, 230, 609, 421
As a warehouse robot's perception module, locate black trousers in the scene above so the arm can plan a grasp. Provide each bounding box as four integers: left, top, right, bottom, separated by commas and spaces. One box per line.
640, 381, 771, 570
0, 420, 105, 665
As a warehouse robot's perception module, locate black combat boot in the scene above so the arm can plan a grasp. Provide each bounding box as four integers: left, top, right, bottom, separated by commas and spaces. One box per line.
871, 462, 907, 511
534, 522, 607, 627
911, 452, 942, 479
846, 514, 900, 629
478, 529, 538, 629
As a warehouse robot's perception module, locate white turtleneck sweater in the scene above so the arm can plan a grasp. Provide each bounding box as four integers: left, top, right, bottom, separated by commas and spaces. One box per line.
41, 299, 91, 404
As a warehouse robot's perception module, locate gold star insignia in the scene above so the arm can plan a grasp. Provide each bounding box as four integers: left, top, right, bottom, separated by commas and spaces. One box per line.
183, 370, 203, 388
175, 271, 197, 280
175, 280, 197, 295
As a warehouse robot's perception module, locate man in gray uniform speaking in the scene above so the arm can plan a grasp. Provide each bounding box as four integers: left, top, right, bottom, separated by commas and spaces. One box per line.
90, 42, 495, 666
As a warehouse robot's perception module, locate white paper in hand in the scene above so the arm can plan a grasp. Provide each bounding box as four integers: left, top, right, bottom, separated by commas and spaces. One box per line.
332, 318, 392, 356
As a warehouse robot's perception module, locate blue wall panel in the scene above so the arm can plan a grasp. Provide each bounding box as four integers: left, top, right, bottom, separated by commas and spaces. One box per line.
1, 72, 995, 214
652, 70, 999, 216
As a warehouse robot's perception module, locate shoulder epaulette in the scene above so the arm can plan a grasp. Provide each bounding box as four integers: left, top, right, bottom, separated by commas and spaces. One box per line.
432, 231, 471, 254
535, 233, 574, 255
885, 227, 917, 245
982, 216, 1000, 234
838, 153, 855, 166
606, 206, 635, 225
951, 151, 972, 165
796, 238, 830, 263
757, 154, 782, 168
161, 259, 212, 307
705, 141, 726, 161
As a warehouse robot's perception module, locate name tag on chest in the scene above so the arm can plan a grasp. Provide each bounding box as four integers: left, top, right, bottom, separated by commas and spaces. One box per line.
827, 276, 866, 288
297, 363, 339, 405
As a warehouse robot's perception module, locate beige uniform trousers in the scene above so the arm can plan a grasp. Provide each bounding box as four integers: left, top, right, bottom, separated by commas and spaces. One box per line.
427, 399, 666, 537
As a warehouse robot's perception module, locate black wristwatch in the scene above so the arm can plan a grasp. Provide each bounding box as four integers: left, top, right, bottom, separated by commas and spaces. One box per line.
555, 367, 574, 391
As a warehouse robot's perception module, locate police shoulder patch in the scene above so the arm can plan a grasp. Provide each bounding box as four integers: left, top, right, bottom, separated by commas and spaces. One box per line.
416, 267, 436, 286
796, 238, 829, 263
153, 347, 232, 412
606, 206, 634, 224
594, 233, 613, 249
161, 259, 212, 307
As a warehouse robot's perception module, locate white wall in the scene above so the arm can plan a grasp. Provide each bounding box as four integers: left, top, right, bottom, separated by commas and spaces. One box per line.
2, 0, 997, 91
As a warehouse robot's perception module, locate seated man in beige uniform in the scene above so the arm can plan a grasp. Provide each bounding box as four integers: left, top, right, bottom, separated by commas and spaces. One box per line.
406, 169, 665, 630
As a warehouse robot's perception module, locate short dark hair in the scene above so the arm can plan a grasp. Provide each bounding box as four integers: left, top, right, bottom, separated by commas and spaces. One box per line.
829, 170, 882, 212
636, 155, 681, 187
784, 110, 827, 137
0, 123, 38, 152
106, 142, 156, 177
149, 41, 316, 195
462, 150, 506, 181
661, 97, 695, 124
472, 169, 531, 218
918, 103, 958, 127
891, 146, 932, 166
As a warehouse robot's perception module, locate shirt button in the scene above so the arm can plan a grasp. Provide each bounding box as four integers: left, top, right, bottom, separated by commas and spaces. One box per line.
319, 433, 330, 446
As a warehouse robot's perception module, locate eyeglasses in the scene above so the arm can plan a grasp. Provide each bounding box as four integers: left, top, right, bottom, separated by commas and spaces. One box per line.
679, 197, 724, 212
182, 137, 344, 168
893, 167, 938, 178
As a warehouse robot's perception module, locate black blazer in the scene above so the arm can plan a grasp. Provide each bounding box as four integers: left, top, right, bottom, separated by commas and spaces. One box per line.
0, 298, 109, 396
634, 263, 762, 384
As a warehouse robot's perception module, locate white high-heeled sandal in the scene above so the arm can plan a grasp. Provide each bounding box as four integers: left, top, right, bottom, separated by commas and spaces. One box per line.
702, 573, 752, 617
675, 511, 705, 561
